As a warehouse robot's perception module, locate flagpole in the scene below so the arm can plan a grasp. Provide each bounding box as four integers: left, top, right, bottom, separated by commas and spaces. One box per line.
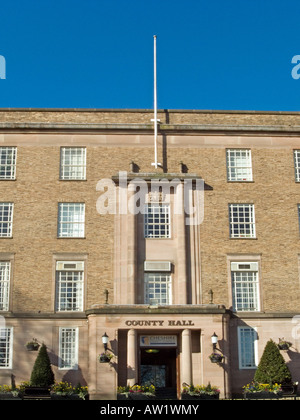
152, 35, 160, 169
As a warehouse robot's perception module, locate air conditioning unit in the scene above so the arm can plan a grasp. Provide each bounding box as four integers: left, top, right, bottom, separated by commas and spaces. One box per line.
144, 261, 172, 272
56, 261, 84, 271
231, 262, 258, 271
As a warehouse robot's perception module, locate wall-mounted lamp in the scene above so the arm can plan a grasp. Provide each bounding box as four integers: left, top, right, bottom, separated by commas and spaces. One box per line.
102, 332, 109, 352
211, 332, 218, 350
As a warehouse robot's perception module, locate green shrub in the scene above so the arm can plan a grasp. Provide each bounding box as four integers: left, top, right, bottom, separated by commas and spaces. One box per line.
30, 343, 55, 387
254, 339, 292, 384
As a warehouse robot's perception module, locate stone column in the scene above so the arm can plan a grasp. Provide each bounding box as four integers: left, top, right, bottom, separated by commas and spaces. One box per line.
176, 183, 187, 304
181, 329, 192, 386
127, 329, 138, 386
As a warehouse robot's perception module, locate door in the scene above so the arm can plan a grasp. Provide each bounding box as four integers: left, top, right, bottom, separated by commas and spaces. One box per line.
140, 348, 177, 389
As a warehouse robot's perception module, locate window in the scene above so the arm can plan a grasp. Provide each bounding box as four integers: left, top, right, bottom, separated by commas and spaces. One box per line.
58, 203, 85, 238
60, 147, 86, 180
59, 327, 78, 369
144, 204, 170, 238
0, 147, 17, 180
226, 149, 252, 181
231, 262, 260, 312
0, 327, 13, 368
0, 203, 14, 238
294, 150, 300, 182
229, 204, 256, 238
0, 262, 10, 311
238, 327, 258, 369
55, 261, 84, 311
144, 273, 172, 305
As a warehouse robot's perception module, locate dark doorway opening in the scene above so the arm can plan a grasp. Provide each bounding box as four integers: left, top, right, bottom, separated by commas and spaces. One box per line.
140, 348, 177, 398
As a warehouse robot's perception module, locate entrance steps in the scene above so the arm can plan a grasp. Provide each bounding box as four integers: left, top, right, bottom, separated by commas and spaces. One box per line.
155, 387, 177, 400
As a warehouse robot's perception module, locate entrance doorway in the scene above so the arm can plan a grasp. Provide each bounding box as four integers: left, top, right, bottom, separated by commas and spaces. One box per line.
140, 348, 178, 397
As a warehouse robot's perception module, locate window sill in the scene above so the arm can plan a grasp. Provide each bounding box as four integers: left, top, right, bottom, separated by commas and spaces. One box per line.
227, 180, 254, 183
229, 237, 257, 240
57, 237, 86, 239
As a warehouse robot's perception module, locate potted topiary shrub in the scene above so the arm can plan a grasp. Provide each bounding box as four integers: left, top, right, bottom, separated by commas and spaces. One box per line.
24, 343, 55, 399
244, 339, 292, 399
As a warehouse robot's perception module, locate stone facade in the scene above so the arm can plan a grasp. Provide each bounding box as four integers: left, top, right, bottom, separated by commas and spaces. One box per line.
0, 109, 299, 398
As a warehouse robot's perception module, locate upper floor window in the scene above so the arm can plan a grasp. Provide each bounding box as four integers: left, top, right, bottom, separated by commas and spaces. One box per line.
144, 204, 170, 239
0, 262, 10, 311
226, 149, 252, 182
294, 150, 300, 182
0, 203, 14, 238
58, 203, 85, 238
0, 147, 17, 180
229, 204, 256, 238
55, 261, 84, 312
60, 147, 86, 180
231, 262, 260, 312
144, 272, 172, 305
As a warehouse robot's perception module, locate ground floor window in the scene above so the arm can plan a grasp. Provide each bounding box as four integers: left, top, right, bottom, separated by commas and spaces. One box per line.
59, 327, 78, 370
238, 326, 258, 369
0, 327, 13, 368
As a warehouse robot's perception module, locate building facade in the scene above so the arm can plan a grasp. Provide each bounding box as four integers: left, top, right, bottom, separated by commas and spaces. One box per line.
0, 108, 300, 398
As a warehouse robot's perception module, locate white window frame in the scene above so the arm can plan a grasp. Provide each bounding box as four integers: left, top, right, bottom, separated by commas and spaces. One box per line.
0, 147, 17, 180
58, 327, 78, 370
238, 326, 258, 369
231, 262, 260, 312
294, 150, 300, 182
144, 272, 172, 305
0, 327, 13, 369
0, 262, 10, 311
226, 149, 253, 182
60, 147, 86, 180
58, 203, 85, 238
144, 203, 171, 239
229, 204, 256, 238
55, 261, 84, 312
0, 203, 14, 238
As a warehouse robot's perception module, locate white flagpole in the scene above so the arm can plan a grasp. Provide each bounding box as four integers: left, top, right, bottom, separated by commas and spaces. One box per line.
152, 35, 160, 168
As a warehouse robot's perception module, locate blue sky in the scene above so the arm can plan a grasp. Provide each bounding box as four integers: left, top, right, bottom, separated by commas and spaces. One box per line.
0, 0, 300, 111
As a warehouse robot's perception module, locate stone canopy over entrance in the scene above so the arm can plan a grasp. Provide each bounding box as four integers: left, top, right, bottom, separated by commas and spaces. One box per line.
86, 304, 230, 400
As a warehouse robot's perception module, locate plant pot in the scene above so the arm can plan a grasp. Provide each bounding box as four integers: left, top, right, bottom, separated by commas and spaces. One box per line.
23, 386, 51, 397
99, 355, 112, 363
210, 355, 223, 364
244, 392, 282, 400
278, 344, 290, 351
181, 393, 219, 400
26, 343, 40, 351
